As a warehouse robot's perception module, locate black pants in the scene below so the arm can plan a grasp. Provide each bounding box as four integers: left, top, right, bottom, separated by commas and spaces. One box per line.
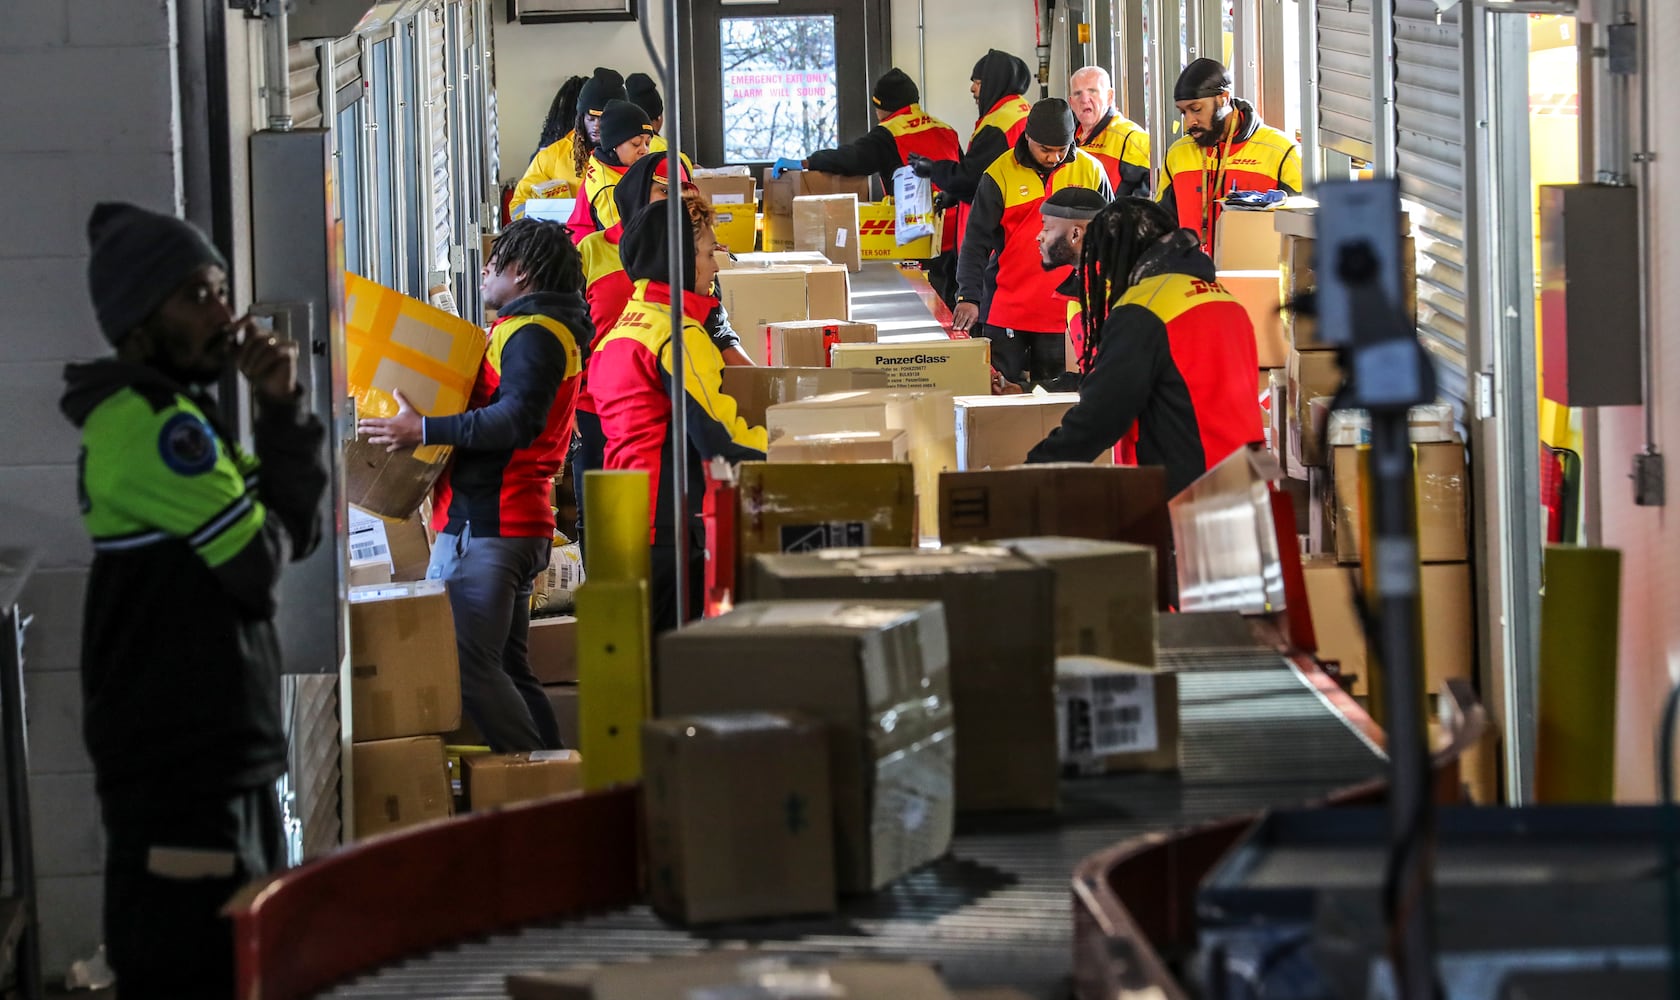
982, 324, 1067, 387
571, 409, 607, 557
101, 783, 284, 1000
650, 538, 705, 636
926, 250, 959, 310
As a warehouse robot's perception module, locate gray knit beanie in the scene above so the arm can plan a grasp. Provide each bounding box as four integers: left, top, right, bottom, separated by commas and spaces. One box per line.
86, 202, 227, 344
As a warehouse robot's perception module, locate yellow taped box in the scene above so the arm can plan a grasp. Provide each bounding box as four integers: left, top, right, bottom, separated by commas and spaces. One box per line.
691, 174, 757, 254
829, 338, 992, 395
344, 271, 489, 518
643, 711, 836, 923
352, 735, 452, 839
461, 750, 584, 810
720, 366, 891, 427
657, 600, 955, 893
349, 581, 462, 740
953, 393, 1115, 471
735, 460, 917, 581
766, 319, 877, 368
858, 199, 939, 261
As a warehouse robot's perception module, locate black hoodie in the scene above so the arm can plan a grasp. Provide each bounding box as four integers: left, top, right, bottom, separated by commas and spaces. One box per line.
1027, 229, 1260, 496
925, 50, 1033, 204
60, 360, 326, 797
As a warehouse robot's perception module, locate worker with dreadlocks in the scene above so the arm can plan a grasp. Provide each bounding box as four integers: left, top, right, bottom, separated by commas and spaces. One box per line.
1026, 198, 1261, 496
908, 50, 1033, 252
567, 98, 658, 245
571, 152, 752, 550
1159, 58, 1302, 253
360, 218, 591, 752
591, 194, 767, 632
954, 97, 1111, 387
509, 70, 617, 218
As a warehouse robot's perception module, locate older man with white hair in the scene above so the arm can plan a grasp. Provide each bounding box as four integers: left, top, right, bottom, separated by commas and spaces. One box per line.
1069, 65, 1150, 197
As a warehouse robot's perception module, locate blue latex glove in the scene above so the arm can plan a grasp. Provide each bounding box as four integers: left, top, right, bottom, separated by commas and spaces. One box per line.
1225, 188, 1288, 207
772, 157, 804, 178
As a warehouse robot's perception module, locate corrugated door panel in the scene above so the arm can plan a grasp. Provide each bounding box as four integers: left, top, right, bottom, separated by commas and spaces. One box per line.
288, 42, 324, 129
1393, 0, 1469, 411
1317, 0, 1375, 161
481, 5, 499, 189
427, 3, 453, 273
333, 35, 364, 111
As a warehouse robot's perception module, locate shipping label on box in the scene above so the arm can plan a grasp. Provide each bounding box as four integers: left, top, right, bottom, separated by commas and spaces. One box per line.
349, 506, 394, 586
794, 194, 862, 272
858, 200, 939, 261
720, 366, 891, 427
349, 580, 463, 740
767, 320, 877, 368
693, 175, 758, 253
830, 339, 991, 395
351, 735, 452, 839
762, 168, 873, 252
344, 272, 488, 518
462, 750, 584, 810
1056, 659, 1179, 773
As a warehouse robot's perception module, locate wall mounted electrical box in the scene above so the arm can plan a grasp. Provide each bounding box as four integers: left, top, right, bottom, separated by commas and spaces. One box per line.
1539, 184, 1643, 407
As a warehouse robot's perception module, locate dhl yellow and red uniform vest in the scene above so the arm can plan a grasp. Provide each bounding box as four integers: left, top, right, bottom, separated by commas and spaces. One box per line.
1077, 110, 1151, 198
883, 105, 964, 251
1160, 102, 1301, 252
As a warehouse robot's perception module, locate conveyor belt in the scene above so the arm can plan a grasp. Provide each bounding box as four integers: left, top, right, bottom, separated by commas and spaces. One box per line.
325, 656, 1386, 999
845, 262, 951, 343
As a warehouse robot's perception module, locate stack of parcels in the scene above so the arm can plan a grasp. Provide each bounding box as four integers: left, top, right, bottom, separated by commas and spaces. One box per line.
657, 601, 955, 896
764, 319, 877, 367
760, 168, 872, 252
715, 256, 854, 364
690, 168, 757, 253
720, 365, 890, 427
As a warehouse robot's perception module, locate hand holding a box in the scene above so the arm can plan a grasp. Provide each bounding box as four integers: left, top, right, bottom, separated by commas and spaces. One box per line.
357, 388, 424, 452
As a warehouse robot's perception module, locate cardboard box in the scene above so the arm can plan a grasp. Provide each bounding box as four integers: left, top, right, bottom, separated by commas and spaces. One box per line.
937, 465, 1173, 609
719, 366, 891, 427
1422, 562, 1474, 697
528, 614, 577, 684
736, 461, 917, 578
768, 429, 910, 463
1287, 348, 1343, 471
829, 339, 992, 396
352, 735, 452, 839
715, 268, 809, 362
802, 265, 852, 323
747, 549, 1058, 813
1282, 235, 1418, 351
1056, 658, 1180, 773
1214, 208, 1281, 270
657, 601, 956, 892
349, 581, 463, 740
858, 199, 940, 261
793, 193, 863, 272
761, 168, 873, 252
1003, 537, 1156, 665
544, 683, 579, 749
1302, 556, 1369, 694
349, 506, 395, 586
693, 174, 758, 253
1330, 442, 1468, 565
344, 272, 489, 518
1220, 271, 1287, 369
643, 712, 836, 923
461, 750, 583, 810
1272, 197, 1413, 240
507, 952, 956, 1000
766, 319, 877, 368
765, 389, 959, 541
953, 393, 1114, 471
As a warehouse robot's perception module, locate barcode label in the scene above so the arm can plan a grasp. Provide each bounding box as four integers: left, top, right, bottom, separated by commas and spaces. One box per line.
1095, 705, 1142, 727
1060, 671, 1158, 758
350, 542, 389, 563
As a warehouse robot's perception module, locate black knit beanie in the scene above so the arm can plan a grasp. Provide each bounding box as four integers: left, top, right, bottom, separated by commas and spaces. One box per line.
1175, 58, 1232, 101
626, 72, 663, 119
1025, 98, 1076, 147
597, 99, 654, 153
621, 202, 698, 293
1041, 187, 1108, 221
578, 67, 627, 116
86, 202, 228, 344
871, 68, 919, 112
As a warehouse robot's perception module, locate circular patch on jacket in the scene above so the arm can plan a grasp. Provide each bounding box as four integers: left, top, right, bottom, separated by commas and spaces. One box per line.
158, 413, 218, 476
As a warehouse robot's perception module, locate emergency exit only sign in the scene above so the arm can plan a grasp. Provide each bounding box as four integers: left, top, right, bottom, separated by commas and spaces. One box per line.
726, 71, 836, 102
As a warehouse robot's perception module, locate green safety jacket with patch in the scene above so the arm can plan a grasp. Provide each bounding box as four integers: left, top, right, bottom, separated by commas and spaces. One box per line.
61, 360, 327, 798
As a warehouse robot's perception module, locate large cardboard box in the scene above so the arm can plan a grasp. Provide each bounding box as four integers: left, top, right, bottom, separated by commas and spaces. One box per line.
352, 735, 452, 839
720, 366, 891, 427
766, 319, 877, 368
643, 712, 836, 923
656, 601, 956, 892
1287, 348, 1343, 471
1330, 441, 1468, 565
829, 339, 992, 396
1214, 207, 1282, 270
736, 461, 917, 577
507, 952, 956, 1000
937, 465, 1173, 609
344, 272, 489, 518
528, 614, 577, 685
766, 389, 959, 541
1220, 271, 1287, 368
1301, 556, 1369, 695
1421, 562, 1474, 698
462, 750, 584, 810
802, 265, 852, 323
692, 174, 757, 253
768, 429, 909, 463
349, 581, 463, 740
1282, 234, 1418, 351
715, 268, 808, 362
793, 193, 863, 272
761, 168, 873, 252
953, 393, 1114, 470
858, 199, 940, 261
1003, 537, 1156, 666
747, 549, 1058, 813
1056, 658, 1180, 774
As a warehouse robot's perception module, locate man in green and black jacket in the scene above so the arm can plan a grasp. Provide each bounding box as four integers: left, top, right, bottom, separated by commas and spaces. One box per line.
60, 202, 327, 999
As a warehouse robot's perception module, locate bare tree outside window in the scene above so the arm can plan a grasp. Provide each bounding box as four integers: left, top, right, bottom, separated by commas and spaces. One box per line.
721, 15, 839, 162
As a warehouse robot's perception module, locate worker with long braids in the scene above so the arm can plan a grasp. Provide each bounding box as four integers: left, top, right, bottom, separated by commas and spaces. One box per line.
508, 71, 606, 218
566, 99, 657, 246
1025, 197, 1261, 497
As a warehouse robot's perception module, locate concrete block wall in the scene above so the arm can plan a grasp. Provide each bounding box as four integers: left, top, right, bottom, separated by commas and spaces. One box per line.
0, 0, 182, 976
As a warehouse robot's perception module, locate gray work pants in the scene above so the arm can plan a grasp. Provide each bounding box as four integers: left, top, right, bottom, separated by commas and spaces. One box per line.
428, 524, 563, 751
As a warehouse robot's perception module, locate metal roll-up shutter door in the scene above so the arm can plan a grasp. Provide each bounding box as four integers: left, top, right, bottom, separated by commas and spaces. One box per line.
1393, 0, 1469, 412
426, 4, 454, 273
332, 33, 364, 112
287, 42, 324, 128
480, 4, 499, 189
1317, 0, 1375, 161
458, 2, 483, 223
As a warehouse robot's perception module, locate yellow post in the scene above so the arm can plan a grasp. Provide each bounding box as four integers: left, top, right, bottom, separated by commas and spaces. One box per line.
1536, 545, 1621, 803
577, 470, 653, 790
